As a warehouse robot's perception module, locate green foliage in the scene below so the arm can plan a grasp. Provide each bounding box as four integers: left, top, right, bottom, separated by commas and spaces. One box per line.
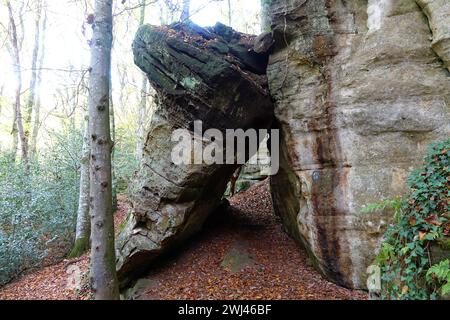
366, 139, 450, 299
361, 197, 403, 223
426, 260, 450, 297
236, 180, 251, 194
0, 126, 82, 286
0, 117, 139, 287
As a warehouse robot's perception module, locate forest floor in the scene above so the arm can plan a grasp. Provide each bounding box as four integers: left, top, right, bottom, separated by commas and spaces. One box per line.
0, 181, 367, 300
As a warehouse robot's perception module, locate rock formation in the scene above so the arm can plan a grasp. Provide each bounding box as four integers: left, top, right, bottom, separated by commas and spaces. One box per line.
416, 0, 450, 71
118, 0, 450, 291
115, 22, 274, 287
267, 0, 450, 289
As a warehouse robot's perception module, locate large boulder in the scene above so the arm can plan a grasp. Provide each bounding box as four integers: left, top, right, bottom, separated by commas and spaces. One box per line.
115, 22, 274, 287
267, 0, 450, 289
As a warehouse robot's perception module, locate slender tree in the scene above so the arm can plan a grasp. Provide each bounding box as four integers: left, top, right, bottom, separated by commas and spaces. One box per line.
109, 76, 117, 210
0, 85, 4, 120
260, 0, 271, 32
25, 0, 43, 146
30, 7, 47, 157
69, 114, 91, 258
136, 0, 148, 163
11, 112, 18, 162
180, 0, 191, 22
88, 0, 119, 300
227, 0, 232, 26
6, 0, 28, 166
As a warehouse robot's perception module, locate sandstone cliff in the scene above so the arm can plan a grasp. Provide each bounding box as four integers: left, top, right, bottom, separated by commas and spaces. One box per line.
268, 0, 450, 288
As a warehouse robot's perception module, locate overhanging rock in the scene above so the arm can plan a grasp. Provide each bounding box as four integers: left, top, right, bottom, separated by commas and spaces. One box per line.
115, 22, 274, 287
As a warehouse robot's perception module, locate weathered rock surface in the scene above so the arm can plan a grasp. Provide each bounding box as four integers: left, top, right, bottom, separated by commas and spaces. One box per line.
417, 0, 450, 71
267, 0, 450, 289
115, 22, 274, 287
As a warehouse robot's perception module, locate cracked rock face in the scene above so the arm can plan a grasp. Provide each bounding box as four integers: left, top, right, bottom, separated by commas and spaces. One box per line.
115, 22, 274, 287
267, 0, 450, 289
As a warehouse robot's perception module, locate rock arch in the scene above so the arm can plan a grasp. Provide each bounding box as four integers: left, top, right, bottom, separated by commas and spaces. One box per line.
115, 22, 275, 287
116, 0, 450, 290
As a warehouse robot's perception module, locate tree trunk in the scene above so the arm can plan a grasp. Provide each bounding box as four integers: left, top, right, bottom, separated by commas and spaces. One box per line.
260, 0, 271, 32
227, 0, 232, 26
25, 0, 42, 144
69, 115, 91, 258
109, 77, 117, 210
30, 7, 47, 157
11, 111, 18, 162
180, 0, 190, 22
6, 0, 28, 167
136, 0, 147, 163
136, 77, 147, 163
88, 0, 119, 300
0, 85, 3, 117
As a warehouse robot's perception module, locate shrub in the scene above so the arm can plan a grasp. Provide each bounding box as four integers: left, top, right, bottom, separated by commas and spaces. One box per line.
0, 124, 139, 287
0, 127, 82, 286
363, 139, 450, 299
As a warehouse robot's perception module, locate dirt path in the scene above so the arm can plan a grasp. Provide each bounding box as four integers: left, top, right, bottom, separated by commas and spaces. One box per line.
0, 182, 367, 300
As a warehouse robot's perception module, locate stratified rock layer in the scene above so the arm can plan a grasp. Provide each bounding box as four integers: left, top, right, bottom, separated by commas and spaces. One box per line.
267, 0, 450, 289
116, 23, 273, 287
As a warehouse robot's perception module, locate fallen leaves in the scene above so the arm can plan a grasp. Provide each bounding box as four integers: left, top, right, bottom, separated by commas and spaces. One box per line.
419, 231, 427, 241
0, 196, 130, 300
139, 181, 367, 301
424, 214, 442, 227
0, 185, 367, 300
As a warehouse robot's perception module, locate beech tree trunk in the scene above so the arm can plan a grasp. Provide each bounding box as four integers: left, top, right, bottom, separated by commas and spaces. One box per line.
69, 115, 91, 258
180, 0, 190, 21
260, 0, 271, 32
88, 0, 119, 300
6, 0, 28, 166
11, 112, 18, 162
136, 0, 147, 163
109, 78, 117, 211
25, 0, 42, 145
136, 77, 147, 163
30, 8, 47, 157
0, 85, 3, 117
227, 0, 232, 26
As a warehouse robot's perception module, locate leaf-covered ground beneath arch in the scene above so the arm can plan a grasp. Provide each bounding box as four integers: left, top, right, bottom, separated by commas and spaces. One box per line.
0, 182, 367, 300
